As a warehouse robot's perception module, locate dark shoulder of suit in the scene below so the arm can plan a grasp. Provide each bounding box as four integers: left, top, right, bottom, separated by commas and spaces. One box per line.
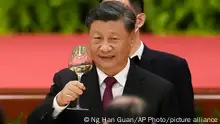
142, 47, 187, 72
135, 65, 173, 90
151, 49, 185, 65
140, 46, 189, 85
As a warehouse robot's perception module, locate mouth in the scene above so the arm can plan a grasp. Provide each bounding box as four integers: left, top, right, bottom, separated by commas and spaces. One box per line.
99, 55, 115, 60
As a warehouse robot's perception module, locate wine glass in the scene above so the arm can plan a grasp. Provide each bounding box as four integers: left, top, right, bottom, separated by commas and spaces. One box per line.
67, 45, 93, 111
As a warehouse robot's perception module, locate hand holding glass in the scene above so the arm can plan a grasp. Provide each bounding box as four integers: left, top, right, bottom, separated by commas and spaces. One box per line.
67, 46, 93, 110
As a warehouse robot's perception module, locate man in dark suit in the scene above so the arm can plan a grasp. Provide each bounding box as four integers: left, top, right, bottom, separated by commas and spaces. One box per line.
101, 0, 195, 121
27, 1, 179, 124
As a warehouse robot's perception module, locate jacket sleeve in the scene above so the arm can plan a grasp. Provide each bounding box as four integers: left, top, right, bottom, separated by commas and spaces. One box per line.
27, 69, 77, 124
173, 59, 195, 121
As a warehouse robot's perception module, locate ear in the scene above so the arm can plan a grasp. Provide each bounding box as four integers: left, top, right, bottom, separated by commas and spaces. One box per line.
135, 13, 146, 29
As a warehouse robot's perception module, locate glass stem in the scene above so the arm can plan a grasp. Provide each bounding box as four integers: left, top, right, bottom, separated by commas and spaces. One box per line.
76, 74, 82, 108
76, 97, 80, 108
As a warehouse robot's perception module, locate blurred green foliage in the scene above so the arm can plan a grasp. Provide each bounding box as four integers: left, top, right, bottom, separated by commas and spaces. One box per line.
0, 0, 98, 34
1, 0, 220, 34
145, 0, 220, 35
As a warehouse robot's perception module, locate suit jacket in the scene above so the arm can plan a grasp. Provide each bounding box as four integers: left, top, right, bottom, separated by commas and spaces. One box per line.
27, 61, 179, 124
137, 45, 195, 120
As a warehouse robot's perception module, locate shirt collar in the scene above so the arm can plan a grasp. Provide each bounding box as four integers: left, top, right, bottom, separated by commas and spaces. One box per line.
96, 58, 130, 87
130, 41, 144, 60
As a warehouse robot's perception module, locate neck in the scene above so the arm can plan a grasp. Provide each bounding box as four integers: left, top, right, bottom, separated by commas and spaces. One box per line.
98, 59, 128, 76
129, 31, 141, 56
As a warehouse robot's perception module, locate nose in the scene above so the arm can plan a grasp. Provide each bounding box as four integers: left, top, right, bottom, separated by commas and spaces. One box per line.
99, 42, 112, 53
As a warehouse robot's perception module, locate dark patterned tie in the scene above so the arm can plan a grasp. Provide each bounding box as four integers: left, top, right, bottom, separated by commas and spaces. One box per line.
102, 77, 117, 109
131, 56, 140, 65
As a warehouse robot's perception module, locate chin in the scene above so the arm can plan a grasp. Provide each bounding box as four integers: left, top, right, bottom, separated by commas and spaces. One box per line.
98, 63, 115, 71
101, 64, 114, 70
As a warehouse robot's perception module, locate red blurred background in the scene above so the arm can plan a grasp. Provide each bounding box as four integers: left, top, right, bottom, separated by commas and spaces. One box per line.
0, 34, 220, 123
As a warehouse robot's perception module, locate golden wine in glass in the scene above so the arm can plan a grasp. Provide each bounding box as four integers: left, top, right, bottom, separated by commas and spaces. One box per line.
67, 45, 93, 111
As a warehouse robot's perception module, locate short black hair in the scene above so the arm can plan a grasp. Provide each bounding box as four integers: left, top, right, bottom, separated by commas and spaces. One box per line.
99, 0, 144, 13
85, 1, 136, 33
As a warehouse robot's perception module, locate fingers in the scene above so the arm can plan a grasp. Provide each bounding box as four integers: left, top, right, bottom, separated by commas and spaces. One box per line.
65, 94, 75, 102
64, 81, 86, 100
68, 81, 85, 94
68, 85, 83, 95
57, 80, 86, 106
70, 81, 86, 90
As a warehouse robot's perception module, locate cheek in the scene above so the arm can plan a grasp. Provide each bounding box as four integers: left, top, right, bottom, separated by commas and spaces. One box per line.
116, 42, 130, 56
89, 45, 99, 56
122, 39, 132, 50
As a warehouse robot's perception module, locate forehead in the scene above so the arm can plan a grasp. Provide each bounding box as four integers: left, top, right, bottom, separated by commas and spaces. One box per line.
90, 20, 128, 35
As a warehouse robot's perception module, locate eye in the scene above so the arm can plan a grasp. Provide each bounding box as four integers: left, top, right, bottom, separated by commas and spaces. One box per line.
91, 36, 102, 45
93, 36, 101, 40
110, 37, 119, 40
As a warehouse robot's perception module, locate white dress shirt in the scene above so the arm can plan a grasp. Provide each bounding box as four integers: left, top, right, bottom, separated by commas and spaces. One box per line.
52, 59, 131, 118
97, 58, 130, 100
130, 41, 144, 60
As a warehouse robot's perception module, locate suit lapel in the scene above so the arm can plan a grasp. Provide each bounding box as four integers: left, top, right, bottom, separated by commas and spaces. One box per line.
80, 60, 147, 110
139, 45, 153, 72
123, 60, 145, 96
80, 65, 102, 111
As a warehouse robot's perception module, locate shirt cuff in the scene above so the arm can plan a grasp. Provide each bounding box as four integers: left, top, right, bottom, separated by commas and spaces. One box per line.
52, 93, 69, 118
